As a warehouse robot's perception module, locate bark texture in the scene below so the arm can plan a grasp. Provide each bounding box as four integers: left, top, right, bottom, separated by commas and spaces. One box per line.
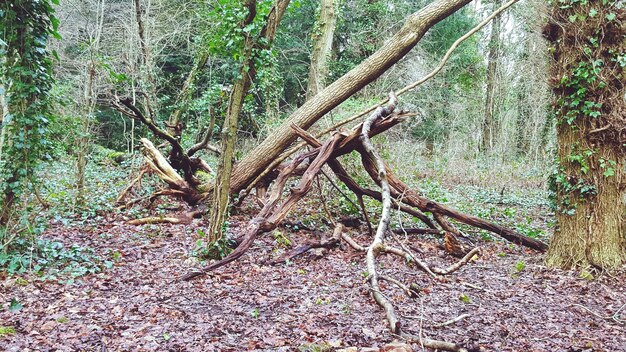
208, 0, 258, 244
306, 0, 336, 99
548, 128, 625, 269
481, 0, 502, 153
544, 0, 625, 269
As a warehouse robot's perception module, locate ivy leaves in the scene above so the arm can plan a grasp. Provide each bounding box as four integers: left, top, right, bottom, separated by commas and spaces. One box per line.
0, 0, 59, 210
201, 0, 275, 62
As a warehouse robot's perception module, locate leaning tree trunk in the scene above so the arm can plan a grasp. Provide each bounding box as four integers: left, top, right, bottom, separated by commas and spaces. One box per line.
226, 0, 473, 195
208, 0, 257, 244
306, 0, 336, 100
544, 0, 625, 270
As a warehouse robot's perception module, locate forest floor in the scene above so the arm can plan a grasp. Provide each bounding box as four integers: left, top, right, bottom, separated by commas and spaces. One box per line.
1, 156, 625, 351
1, 204, 625, 351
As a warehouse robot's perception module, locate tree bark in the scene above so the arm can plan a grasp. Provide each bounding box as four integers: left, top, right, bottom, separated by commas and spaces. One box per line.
133, 0, 158, 113
544, 0, 625, 269
0, 80, 7, 165
481, 0, 502, 153
75, 62, 96, 206
547, 128, 625, 269
227, 0, 473, 195
76, 0, 104, 205
306, 0, 337, 99
207, 0, 257, 244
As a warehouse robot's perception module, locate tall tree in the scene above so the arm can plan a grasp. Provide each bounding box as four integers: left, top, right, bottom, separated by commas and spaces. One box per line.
481, 0, 502, 153
545, 0, 625, 269
0, 0, 59, 224
306, 0, 337, 99
75, 0, 105, 206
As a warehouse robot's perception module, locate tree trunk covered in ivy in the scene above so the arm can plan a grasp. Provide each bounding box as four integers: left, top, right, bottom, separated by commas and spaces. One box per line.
0, 0, 57, 225
306, 0, 336, 100
544, 0, 625, 270
208, 0, 258, 244
208, 0, 291, 244
0, 81, 7, 165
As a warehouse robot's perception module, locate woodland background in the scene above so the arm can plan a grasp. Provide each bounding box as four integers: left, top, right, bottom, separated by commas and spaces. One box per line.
1, 0, 625, 350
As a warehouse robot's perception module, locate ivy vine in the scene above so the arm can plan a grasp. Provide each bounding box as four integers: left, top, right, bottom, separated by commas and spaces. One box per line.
0, 0, 60, 217
545, 0, 624, 214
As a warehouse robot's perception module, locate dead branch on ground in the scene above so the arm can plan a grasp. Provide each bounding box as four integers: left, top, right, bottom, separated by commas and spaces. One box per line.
267, 224, 343, 265
178, 93, 534, 351
126, 208, 204, 225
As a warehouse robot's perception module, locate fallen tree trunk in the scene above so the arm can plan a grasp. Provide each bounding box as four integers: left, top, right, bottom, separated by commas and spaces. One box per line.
357, 152, 548, 251
181, 94, 546, 276
225, 0, 473, 195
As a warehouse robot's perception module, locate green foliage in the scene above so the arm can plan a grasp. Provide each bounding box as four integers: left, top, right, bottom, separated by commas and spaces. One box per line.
548, 162, 597, 215
315, 297, 330, 305
193, 229, 233, 260
332, 0, 390, 79
548, 0, 625, 213
190, 0, 285, 136
579, 268, 594, 280
200, 0, 274, 61
0, 237, 106, 282
514, 219, 545, 239
423, 6, 483, 90
298, 343, 333, 352
0, 326, 16, 337
8, 298, 23, 312
41, 157, 146, 218
598, 157, 616, 177
0, 0, 60, 212
514, 260, 526, 273
272, 230, 292, 248
556, 60, 603, 125
411, 6, 483, 144
458, 293, 471, 303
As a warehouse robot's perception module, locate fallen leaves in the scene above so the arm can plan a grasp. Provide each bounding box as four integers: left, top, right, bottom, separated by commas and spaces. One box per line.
0, 218, 625, 351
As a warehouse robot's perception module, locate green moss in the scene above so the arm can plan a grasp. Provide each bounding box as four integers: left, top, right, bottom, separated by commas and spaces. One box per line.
195, 170, 213, 184
0, 326, 16, 337
579, 269, 595, 281
106, 151, 126, 159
